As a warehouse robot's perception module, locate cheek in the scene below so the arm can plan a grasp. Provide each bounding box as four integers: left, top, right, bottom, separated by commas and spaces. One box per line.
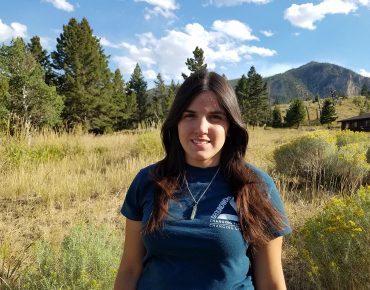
177, 123, 187, 142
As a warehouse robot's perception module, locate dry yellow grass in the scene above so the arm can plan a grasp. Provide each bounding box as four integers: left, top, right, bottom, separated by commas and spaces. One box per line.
0, 126, 344, 289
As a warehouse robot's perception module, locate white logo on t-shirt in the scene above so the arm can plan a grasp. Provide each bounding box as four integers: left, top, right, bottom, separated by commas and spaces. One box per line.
209, 196, 240, 230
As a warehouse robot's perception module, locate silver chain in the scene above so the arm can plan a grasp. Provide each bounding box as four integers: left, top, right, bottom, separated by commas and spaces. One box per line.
184, 167, 220, 219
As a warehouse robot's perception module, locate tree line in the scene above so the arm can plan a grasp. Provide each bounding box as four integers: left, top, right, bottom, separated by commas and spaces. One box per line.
0, 18, 181, 134
0, 17, 341, 134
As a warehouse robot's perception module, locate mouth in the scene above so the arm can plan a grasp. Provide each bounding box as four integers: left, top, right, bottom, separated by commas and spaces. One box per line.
191, 139, 210, 145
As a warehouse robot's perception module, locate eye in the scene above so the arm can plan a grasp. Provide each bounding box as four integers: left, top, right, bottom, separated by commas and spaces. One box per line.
209, 114, 226, 121
182, 112, 195, 119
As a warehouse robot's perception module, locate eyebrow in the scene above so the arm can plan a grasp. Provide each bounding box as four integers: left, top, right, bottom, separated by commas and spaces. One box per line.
183, 109, 226, 115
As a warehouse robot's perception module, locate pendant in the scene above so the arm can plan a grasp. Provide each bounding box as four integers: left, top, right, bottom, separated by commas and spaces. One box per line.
190, 204, 197, 220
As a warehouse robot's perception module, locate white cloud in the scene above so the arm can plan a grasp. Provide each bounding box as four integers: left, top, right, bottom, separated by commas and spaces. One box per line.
134, 0, 179, 19
112, 56, 137, 75
206, 0, 271, 7
284, 0, 366, 30
143, 69, 158, 80
45, 0, 74, 12
0, 19, 27, 42
212, 20, 259, 41
102, 20, 276, 81
257, 62, 302, 77
260, 30, 273, 37
359, 69, 370, 77
39, 36, 55, 51
239, 45, 276, 57
99, 36, 120, 49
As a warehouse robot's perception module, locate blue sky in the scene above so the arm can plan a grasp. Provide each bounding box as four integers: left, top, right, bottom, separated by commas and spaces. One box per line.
1, 0, 370, 86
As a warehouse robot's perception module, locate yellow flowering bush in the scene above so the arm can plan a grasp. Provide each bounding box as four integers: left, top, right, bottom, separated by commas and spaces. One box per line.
335, 130, 369, 147
298, 186, 370, 289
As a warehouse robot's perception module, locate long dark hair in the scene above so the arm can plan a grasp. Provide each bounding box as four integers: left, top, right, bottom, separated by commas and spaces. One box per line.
144, 70, 283, 245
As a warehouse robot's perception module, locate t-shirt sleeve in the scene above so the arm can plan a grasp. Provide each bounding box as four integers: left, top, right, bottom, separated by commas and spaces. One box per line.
247, 164, 292, 237
264, 175, 292, 237
121, 170, 144, 221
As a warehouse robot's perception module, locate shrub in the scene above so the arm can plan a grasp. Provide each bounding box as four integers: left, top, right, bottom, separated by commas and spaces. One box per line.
328, 142, 370, 191
336, 130, 369, 147
273, 130, 370, 194
298, 186, 370, 289
130, 130, 163, 158
1, 141, 85, 167
21, 223, 121, 290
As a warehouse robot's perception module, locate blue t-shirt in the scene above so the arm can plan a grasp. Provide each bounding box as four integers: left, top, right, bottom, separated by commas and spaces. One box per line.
121, 163, 291, 290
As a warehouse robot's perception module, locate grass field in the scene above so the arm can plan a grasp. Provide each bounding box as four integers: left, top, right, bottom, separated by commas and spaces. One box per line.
0, 113, 368, 289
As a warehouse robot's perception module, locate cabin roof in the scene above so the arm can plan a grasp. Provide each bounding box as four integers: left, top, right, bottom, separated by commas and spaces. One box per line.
337, 112, 370, 122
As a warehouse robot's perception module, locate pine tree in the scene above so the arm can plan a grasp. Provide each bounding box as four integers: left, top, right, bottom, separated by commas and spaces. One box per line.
0, 76, 9, 128
235, 74, 248, 123
236, 67, 270, 127
285, 99, 306, 128
51, 17, 113, 133
272, 106, 283, 128
182, 46, 207, 79
27, 36, 55, 85
246, 66, 270, 126
361, 84, 370, 98
127, 64, 148, 123
320, 98, 338, 126
165, 80, 179, 116
0, 38, 63, 133
111, 69, 137, 130
149, 73, 167, 123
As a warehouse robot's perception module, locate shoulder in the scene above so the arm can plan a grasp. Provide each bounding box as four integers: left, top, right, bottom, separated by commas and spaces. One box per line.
244, 162, 280, 200
245, 163, 275, 187
136, 163, 157, 178
127, 162, 158, 195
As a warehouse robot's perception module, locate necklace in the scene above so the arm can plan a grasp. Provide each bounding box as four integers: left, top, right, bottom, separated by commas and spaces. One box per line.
184, 167, 220, 220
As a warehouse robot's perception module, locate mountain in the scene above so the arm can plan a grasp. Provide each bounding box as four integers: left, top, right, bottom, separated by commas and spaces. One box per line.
231, 61, 370, 104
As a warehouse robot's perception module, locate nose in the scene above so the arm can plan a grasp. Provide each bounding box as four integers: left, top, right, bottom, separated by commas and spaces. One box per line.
194, 116, 209, 135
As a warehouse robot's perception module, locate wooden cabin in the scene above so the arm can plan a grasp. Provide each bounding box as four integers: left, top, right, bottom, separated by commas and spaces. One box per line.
337, 112, 370, 132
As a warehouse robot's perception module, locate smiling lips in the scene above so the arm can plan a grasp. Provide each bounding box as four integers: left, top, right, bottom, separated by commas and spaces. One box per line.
191, 138, 210, 145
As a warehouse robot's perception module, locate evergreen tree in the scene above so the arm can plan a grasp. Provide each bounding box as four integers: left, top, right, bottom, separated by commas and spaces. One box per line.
149, 73, 167, 123
182, 46, 207, 79
27, 36, 55, 85
0, 76, 10, 128
235, 74, 248, 123
246, 66, 270, 126
51, 17, 113, 133
285, 99, 306, 128
127, 63, 148, 123
320, 98, 338, 126
272, 106, 283, 128
0, 38, 63, 133
361, 84, 370, 98
235, 67, 270, 126
111, 69, 137, 130
125, 92, 138, 128
165, 80, 179, 115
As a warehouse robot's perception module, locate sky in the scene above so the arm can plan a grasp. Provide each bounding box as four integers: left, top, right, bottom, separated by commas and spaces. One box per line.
1, 0, 370, 87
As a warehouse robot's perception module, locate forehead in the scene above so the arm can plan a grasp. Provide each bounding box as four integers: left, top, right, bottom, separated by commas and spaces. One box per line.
187, 91, 224, 111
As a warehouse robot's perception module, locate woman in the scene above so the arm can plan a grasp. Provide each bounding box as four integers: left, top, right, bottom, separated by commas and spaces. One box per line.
115, 70, 291, 290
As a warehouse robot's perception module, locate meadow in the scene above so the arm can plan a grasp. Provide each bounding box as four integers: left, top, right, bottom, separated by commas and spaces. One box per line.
0, 124, 369, 289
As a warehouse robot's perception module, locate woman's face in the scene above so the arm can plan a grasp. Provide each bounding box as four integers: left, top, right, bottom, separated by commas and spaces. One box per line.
177, 91, 229, 168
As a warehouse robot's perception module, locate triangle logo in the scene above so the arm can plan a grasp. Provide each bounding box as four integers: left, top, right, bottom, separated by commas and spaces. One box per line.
209, 196, 240, 231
